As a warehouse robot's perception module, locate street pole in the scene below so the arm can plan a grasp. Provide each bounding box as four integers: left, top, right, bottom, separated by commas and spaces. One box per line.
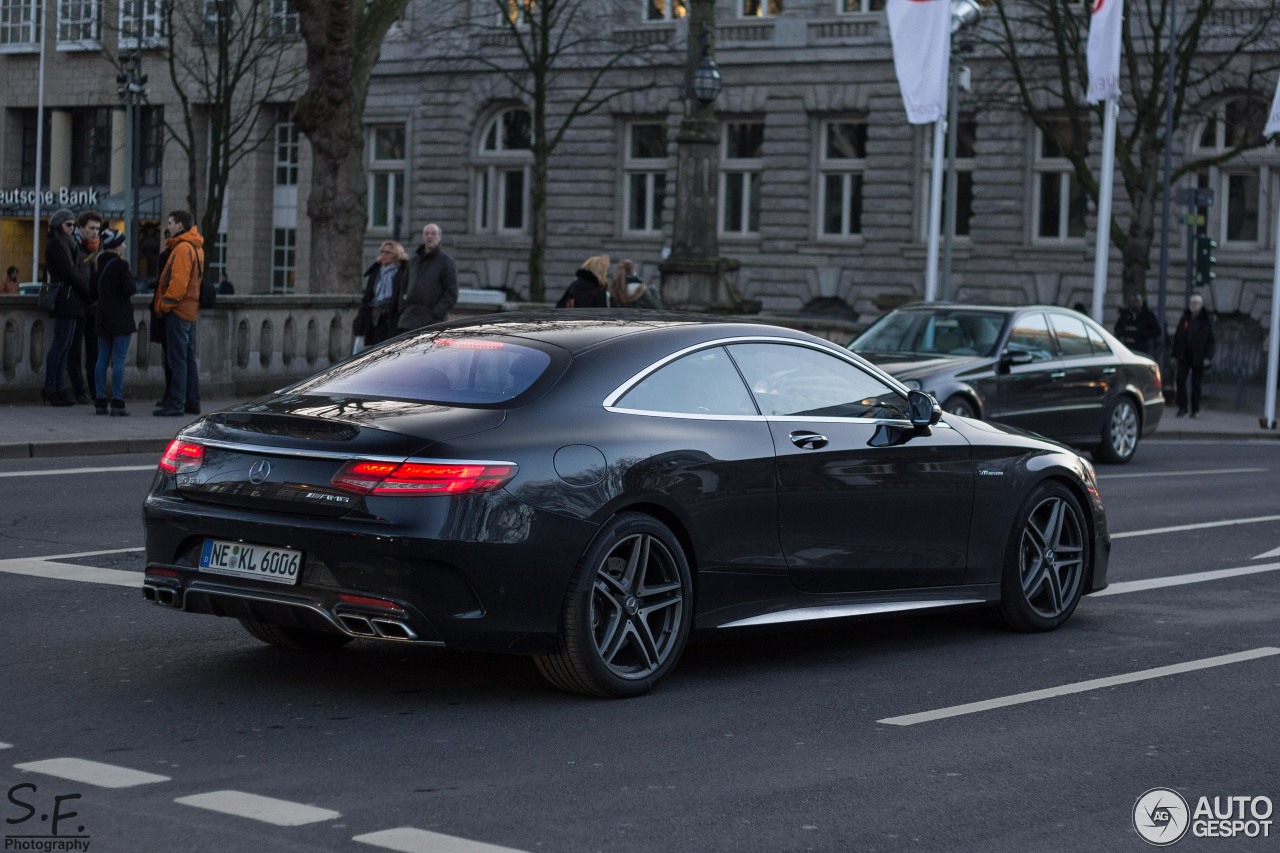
940, 63, 959, 302
924, 118, 945, 302
31, 0, 48, 283
1264, 192, 1280, 429
1154, 0, 1177, 367
1090, 97, 1117, 324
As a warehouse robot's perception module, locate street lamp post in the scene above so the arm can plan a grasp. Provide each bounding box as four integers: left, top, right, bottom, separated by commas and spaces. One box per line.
660, 0, 751, 312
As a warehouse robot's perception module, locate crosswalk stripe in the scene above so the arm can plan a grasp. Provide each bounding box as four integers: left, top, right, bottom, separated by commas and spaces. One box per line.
0, 558, 142, 588
175, 791, 340, 826
14, 758, 170, 788
354, 827, 530, 853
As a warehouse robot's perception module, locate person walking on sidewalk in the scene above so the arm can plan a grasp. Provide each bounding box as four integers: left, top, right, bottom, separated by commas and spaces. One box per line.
152, 210, 204, 417
41, 208, 91, 407
93, 229, 136, 416
1114, 293, 1160, 355
354, 240, 408, 349
66, 210, 103, 404
396, 224, 458, 333
1172, 292, 1215, 418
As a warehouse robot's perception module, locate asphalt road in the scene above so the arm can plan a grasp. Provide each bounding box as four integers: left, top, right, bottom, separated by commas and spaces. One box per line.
1, 441, 1278, 852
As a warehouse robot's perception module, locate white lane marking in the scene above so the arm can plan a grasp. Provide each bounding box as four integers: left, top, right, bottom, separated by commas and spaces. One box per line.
355, 827, 530, 853
0, 743, 11, 750
1093, 562, 1280, 597
0, 558, 142, 588
0, 465, 154, 479
1099, 467, 1266, 480
1254, 546, 1280, 560
175, 791, 340, 826
1112, 514, 1280, 539
878, 647, 1280, 726
42, 547, 142, 560
14, 758, 170, 788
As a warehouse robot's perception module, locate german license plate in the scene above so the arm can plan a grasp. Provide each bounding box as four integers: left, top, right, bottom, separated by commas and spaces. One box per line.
199, 539, 302, 585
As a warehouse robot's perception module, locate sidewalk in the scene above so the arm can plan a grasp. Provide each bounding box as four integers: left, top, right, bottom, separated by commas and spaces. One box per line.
1, 394, 1276, 459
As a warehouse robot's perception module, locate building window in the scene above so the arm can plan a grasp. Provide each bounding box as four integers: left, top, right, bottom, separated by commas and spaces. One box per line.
271, 228, 296, 293
475, 107, 532, 235
71, 108, 113, 186
368, 124, 406, 234
268, 0, 298, 39
119, 0, 162, 48
57, 0, 99, 48
721, 121, 763, 236
646, 0, 686, 20
139, 106, 163, 185
200, 0, 227, 42
624, 122, 667, 235
274, 110, 298, 186
740, 0, 782, 16
839, 0, 885, 11
1033, 119, 1087, 241
1193, 97, 1276, 247
20, 110, 50, 185
921, 115, 976, 239
819, 120, 866, 239
0, 0, 39, 51
207, 229, 228, 283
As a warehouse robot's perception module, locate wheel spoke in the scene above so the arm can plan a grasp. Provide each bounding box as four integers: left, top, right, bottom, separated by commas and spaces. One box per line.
1043, 500, 1066, 549
1022, 557, 1048, 597
599, 619, 636, 666
631, 617, 661, 671
1042, 565, 1064, 613
1024, 520, 1048, 555
620, 534, 649, 591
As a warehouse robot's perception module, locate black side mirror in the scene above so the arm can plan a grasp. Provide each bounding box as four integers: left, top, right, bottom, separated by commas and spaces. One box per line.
907, 389, 941, 427
997, 348, 1035, 374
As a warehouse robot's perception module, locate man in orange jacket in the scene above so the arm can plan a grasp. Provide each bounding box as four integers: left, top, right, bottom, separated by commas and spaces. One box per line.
152, 210, 204, 416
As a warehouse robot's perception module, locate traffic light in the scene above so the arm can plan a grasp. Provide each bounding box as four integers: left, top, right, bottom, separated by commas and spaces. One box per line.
1195, 234, 1216, 288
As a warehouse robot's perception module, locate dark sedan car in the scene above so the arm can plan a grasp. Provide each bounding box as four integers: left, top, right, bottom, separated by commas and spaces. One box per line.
143, 312, 1109, 697
850, 303, 1164, 464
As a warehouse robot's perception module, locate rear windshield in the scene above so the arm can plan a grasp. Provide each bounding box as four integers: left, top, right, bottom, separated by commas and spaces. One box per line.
851, 309, 1007, 358
291, 335, 553, 404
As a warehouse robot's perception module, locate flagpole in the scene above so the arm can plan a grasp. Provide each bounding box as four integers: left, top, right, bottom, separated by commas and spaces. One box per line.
1263, 194, 1279, 429
1091, 97, 1118, 323
925, 118, 946, 302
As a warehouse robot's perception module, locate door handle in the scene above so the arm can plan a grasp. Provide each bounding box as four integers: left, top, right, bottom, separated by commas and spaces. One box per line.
1102, 367, 1117, 375
1049, 370, 1066, 380
789, 431, 828, 450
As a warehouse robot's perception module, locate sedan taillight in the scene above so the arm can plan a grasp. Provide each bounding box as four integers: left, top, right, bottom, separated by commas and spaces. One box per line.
158, 439, 205, 474
331, 460, 516, 496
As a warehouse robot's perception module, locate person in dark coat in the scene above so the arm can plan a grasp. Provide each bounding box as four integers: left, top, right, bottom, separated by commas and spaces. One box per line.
556, 255, 610, 308
93, 229, 137, 416
67, 209, 104, 404
397, 224, 458, 332
1114, 293, 1161, 355
608, 259, 662, 309
354, 240, 408, 350
41, 208, 91, 406
1172, 292, 1215, 418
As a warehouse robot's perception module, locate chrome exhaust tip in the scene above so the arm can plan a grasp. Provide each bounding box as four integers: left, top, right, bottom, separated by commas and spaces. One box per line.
338, 614, 378, 636
371, 619, 418, 641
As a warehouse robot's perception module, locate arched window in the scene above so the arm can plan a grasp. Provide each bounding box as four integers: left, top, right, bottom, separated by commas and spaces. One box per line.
1192, 97, 1278, 248
474, 107, 532, 235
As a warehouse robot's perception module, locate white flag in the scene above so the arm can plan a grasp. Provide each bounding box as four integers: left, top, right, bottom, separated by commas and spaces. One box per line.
1266, 73, 1280, 137
1086, 0, 1124, 104
885, 0, 951, 125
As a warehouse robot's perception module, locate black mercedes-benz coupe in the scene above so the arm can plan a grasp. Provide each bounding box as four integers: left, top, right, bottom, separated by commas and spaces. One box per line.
143, 311, 1109, 697
850, 303, 1164, 464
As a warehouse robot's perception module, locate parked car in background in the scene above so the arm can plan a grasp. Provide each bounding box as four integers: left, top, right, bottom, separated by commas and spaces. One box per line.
143, 311, 1110, 698
850, 303, 1163, 464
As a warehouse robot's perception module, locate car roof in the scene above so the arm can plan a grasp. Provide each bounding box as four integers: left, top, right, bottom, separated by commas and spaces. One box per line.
431, 309, 810, 355
892, 302, 1090, 317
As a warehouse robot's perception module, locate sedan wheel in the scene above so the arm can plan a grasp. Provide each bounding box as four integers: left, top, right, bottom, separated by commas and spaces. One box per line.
943, 394, 978, 419
239, 617, 354, 651
1096, 396, 1140, 464
996, 482, 1088, 632
536, 513, 692, 698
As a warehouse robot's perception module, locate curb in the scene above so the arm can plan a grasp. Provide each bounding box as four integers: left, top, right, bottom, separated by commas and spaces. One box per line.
0, 437, 173, 459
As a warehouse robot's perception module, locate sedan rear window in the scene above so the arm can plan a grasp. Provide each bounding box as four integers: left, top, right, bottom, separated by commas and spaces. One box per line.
291, 336, 552, 404
852, 309, 1005, 357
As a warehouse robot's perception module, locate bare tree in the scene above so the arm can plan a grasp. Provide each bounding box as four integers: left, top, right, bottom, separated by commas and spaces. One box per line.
981, 0, 1279, 301
426, 0, 671, 301
286, 0, 410, 294
148, 0, 305, 244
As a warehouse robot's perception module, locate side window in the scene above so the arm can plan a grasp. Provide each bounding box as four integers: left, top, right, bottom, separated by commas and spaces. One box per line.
727, 343, 907, 419
617, 347, 758, 416
1048, 313, 1093, 359
1007, 313, 1056, 362
1085, 324, 1114, 356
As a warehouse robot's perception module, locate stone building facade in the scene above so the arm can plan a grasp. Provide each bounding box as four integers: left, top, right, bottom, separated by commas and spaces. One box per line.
1, 0, 1276, 331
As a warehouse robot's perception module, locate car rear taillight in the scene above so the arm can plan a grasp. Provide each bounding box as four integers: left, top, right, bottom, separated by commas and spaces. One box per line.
158, 439, 205, 474
331, 460, 516, 496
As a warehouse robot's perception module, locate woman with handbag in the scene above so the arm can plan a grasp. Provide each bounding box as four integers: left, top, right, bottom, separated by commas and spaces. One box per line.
353, 240, 408, 351
41, 209, 91, 407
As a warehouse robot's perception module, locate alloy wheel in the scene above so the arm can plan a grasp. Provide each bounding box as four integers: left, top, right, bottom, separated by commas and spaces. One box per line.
1109, 399, 1139, 459
589, 533, 685, 681
1017, 495, 1085, 620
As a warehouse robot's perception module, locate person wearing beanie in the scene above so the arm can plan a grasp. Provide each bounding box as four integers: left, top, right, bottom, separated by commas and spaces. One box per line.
93, 229, 137, 416
41, 209, 92, 407
556, 254, 610, 308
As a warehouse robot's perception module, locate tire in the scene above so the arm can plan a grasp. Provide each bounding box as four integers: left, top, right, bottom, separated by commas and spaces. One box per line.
943, 394, 978, 419
534, 513, 693, 698
996, 481, 1088, 632
1096, 395, 1140, 464
239, 617, 354, 651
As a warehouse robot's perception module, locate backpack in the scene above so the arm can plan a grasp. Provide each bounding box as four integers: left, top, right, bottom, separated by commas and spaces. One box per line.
189, 248, 215, 308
